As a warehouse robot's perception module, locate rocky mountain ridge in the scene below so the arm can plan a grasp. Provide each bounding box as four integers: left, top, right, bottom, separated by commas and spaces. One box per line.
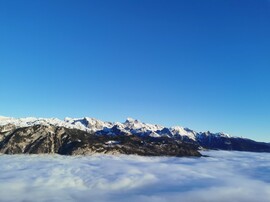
0, 123, 201, 157
0, 116, 270, 155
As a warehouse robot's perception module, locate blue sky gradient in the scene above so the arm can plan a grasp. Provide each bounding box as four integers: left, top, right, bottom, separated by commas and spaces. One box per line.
1, 0, 270, 141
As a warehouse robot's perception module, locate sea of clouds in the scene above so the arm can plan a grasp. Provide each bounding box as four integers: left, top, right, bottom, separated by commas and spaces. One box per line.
0, 150, 270, 202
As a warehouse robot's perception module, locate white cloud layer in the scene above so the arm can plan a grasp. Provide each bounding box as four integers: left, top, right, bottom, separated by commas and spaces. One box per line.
0, 151, 270, 202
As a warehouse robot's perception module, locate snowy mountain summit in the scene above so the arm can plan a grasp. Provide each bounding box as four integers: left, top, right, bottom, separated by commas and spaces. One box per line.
0, 116, 269, 155
0, 116, 200, 139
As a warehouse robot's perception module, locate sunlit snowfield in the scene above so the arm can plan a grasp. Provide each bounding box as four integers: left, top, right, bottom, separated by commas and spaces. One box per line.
1, 151, 270, 202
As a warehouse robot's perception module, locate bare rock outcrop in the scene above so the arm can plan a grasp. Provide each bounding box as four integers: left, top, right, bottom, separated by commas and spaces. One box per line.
0, 124, 201, 157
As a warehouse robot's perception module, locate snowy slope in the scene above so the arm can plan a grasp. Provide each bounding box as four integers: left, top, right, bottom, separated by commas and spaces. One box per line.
0, 116, 231, 141
0, 116, 90, 132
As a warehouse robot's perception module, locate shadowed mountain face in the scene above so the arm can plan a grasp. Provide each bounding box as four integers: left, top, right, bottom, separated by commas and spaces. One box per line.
0, 125, 201, 157
197, 133, 270, 152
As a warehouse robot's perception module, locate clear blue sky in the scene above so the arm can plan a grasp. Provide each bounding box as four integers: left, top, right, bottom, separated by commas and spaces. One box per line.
0, 0, 269, 141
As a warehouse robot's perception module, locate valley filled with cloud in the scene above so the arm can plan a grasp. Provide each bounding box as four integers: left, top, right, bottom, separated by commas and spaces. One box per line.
0, 151, 270, 202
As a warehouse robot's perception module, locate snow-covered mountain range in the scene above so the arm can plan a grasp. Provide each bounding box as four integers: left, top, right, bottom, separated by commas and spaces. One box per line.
0, 116, 269, 154
0, 116, 230, 141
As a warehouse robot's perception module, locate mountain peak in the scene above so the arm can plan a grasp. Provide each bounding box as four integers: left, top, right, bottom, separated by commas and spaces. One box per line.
125, 117, 139, 123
